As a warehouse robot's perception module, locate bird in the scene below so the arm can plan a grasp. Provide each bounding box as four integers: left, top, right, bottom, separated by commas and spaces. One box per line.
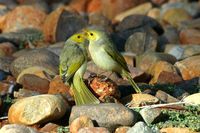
59, 33, 100, 105
83, 29, 141, 93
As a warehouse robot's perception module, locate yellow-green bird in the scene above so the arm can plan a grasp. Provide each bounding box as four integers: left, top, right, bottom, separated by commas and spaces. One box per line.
59, 33, 100, 105
83, 29, 141, 93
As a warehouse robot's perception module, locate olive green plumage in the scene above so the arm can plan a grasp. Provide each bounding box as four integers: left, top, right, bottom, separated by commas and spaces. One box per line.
84, 29, 141, 93
59, 33, 100, 105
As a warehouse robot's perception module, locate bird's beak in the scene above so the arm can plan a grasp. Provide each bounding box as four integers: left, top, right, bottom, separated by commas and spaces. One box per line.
82, 29, 89, 37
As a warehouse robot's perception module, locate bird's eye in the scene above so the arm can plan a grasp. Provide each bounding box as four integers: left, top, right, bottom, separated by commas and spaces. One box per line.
90, 33, 94, 36
77, 35, 81, 39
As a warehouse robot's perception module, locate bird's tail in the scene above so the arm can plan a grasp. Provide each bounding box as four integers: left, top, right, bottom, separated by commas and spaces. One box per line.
73, 72, 100, 105
121, 70, 141, 93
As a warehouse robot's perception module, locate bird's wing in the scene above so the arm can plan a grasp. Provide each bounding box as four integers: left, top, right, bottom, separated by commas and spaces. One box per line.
59, 42, 85, 82
103, 43, 129, 72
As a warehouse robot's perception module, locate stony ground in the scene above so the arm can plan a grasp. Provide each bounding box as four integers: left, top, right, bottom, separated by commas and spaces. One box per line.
0, 0, 200, 133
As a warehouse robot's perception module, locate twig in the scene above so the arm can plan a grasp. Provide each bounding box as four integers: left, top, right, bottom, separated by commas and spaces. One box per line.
128, 101, 188, 109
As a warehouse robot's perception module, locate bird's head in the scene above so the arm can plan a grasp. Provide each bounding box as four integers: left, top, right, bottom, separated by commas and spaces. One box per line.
83, 29, 101, 42
69, 33, 86, 43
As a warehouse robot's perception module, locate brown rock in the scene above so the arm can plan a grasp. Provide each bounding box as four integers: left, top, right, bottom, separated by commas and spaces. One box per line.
0, 124, 40, 133
18, 74, 50, 94
2, 5, 46, 33
179, 29, 200, 45
14, 89, 40, 99
115, 126, 130, 133
0, 42, 16, 56
69, 103, 136, 132
10, 49, 59, 78
151, 0, 167, 6
87, 0, 102, 13
48, 75, 70, 95
69, 0, 88, 12
162, 8, 191, 27
0, 82, 11, 95
16, 66, 54, 83
155, 71, 182, 84
175, 55, 200, 80
89, 75, 120, 101
149, 61, 182, 84
147, 8, 161, 21
78, 127, 110, 133
160, 128, 198, 133
70, 115, 94, 133
8, 94, 68, 125
0, 56, 14, 72
155, 90, 179, 103
40, 123, 59, 133
122, 94, 159, 107
124, 31, 158, 55
137, 52, 177, 73
42, 6, 68, 43
114, 2, 153, 22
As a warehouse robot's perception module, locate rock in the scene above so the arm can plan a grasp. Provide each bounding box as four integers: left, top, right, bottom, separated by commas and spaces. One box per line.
2, 5, 46, 33
69, 0, 88, 12
55, 10, 87, 42
0, 57, 14, 72
10, 49, 59, 78
18, 0, 49, 13
115, 126, 130, 133
88, 12, 111, 30
46, 42, 64, 56
165, 44, 200, 60
148, 61, 182, 84
140, 108, 161, 124
69, 103, 136, 132
0, 0, 17, 9
16, 66, 54, 83
42, 6, 69, 43
124, 31, 157, 55
0, 42, 16, 56
156, 90, 179, 103
183, 93, 200, 105
151, 0, 167, 6
137, 52, 177, 73
40, 123, 60, 133
161, 2, 200, 17
0, 82, 11, 95
121, 52, 136, 66
14, 89, 40, 99
179, 29, 200, 45
17, 74, 50, 94
0, 124, 39, 133
122, 94, 159, 107
70, 115, 94, 133
161, 8, 191, 27
175, 55, 200, 80
8, 94, 68, 125
100, 0, 137, 20
115, 15, 164, 35
147, 8, 161, 21
78, 127, 110, 133
0, 28, 43, 47
160, 127, 198, 133
127, 121, 155, 133
114, 2, 153, 22
89, 75, 120, 101
48, 75, 70, 95
162, 26, 180, 45
179, 18, 200, 30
